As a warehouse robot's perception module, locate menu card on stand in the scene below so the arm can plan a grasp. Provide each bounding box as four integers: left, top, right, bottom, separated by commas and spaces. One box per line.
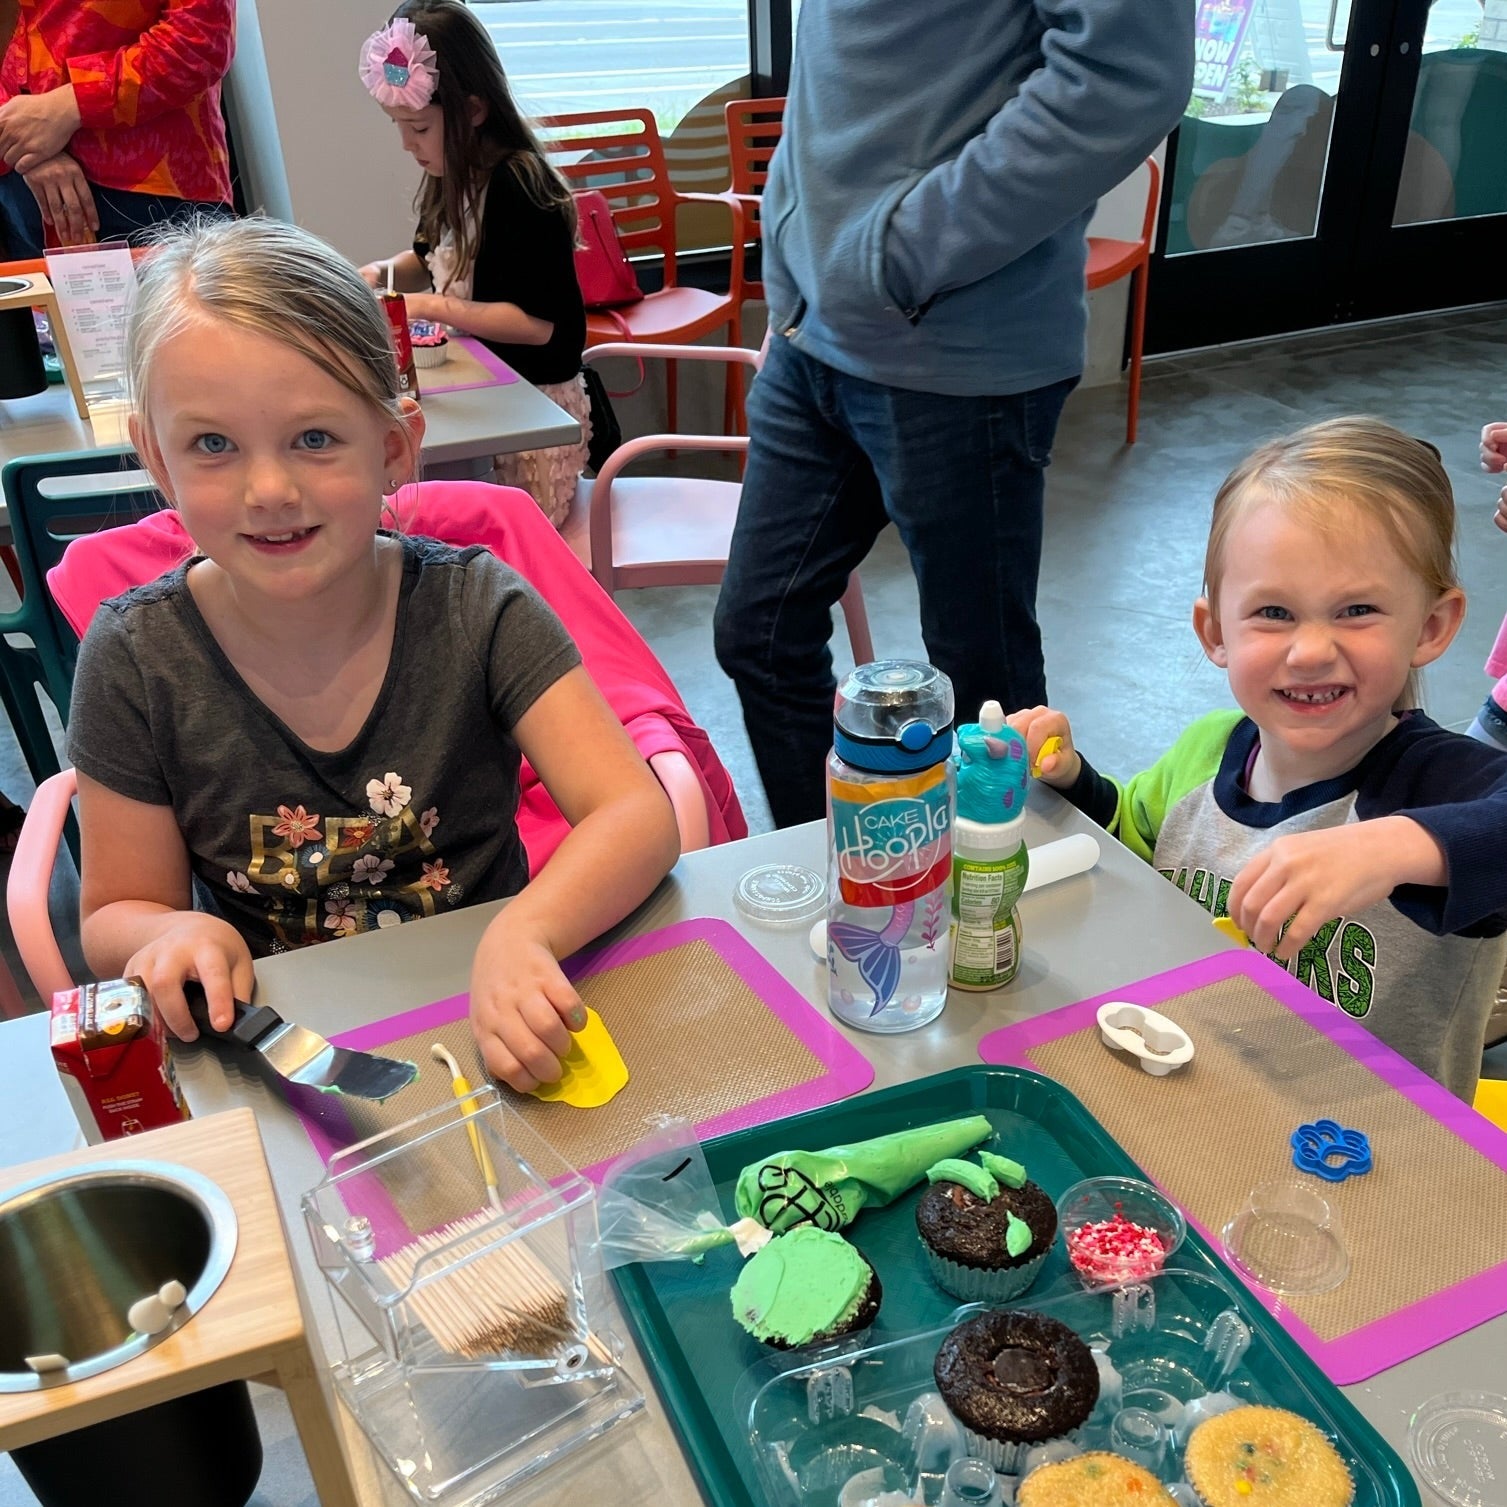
44, 240, 138, 408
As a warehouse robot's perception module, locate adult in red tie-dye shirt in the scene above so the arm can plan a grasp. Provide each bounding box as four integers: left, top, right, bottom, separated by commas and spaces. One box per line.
0, 0, 235, 257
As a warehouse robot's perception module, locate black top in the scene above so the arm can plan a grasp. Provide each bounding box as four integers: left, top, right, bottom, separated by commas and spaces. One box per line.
415, 159, 586, 386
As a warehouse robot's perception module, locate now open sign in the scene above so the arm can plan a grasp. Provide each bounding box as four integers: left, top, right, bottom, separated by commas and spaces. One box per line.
1192, 0, 1257, 101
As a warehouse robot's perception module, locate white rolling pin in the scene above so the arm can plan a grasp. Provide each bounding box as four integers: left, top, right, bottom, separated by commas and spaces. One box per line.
808, 832, 1101, 960
1020, 832, 1101, 893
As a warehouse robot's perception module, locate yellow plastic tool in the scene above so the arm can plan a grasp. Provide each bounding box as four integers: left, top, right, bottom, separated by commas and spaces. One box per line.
1212, 916, 1251, 947
1032, 735, 1063, 778
532, 1008, 629, 1108
431, 1043, 500, 1205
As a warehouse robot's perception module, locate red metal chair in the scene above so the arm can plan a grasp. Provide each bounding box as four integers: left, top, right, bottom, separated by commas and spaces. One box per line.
1086, 155, 1161, 446
539, 109, 745, 435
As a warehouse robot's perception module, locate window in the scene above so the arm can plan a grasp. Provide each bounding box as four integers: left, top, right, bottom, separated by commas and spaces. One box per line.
471, 1, 752, 135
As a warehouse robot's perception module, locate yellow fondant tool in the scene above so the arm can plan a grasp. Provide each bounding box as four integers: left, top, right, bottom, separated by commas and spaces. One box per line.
1032, 736, 1063, 778
531, 1007, 629, 1109
431, 1042, 500, 1205
1212, 916, 1251, 947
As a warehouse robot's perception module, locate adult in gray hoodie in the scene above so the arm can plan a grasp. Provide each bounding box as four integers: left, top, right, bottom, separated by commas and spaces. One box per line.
713, 0, 1194, 826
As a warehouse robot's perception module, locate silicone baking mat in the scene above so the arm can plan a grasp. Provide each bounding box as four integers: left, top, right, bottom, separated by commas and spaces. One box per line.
978, 949, 1507, 1383
416, 335, 519, 395
302, 918, 873, 1207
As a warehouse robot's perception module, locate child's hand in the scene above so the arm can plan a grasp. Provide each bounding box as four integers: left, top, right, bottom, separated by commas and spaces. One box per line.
470, 915, 586, 1092
1481, 421, 1507, 474
1227, 817, 1446, 960
1495, 483, 1507, 535
126, 915, 255, 1041
1006, 706, 1082, 788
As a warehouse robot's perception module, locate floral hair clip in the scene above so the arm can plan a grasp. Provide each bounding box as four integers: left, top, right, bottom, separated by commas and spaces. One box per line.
359, 17, 439, 110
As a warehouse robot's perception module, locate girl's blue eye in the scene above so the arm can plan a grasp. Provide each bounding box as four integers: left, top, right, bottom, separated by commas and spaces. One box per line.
1341, 604, 1377, 618
298, 429, 334, 451
1256, 605, 1291, 620
194, 433, 231, 455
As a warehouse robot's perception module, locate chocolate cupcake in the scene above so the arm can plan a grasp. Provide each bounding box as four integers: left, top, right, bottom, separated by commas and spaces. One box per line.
916, 1153, 1056, 1301
933, 1309, 1099, 1471
1018, 1452, 1178, 1505
1183, 1406, 1354, 1507
730, 1226, 882, 1350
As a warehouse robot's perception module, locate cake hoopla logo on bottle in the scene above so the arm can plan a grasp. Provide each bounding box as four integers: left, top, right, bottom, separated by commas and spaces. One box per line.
826, 661, 956, 1033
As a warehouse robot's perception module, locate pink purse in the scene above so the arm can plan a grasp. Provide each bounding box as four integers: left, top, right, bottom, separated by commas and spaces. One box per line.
573, 190, 642, 311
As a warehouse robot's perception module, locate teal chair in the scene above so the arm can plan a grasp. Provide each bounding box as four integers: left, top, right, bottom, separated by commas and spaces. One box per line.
0, 447, 165, 788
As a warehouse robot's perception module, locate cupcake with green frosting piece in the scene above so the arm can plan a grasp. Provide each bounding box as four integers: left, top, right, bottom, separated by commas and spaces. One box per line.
915, 1151, 1057, 1301
730, 1226, 882, 1349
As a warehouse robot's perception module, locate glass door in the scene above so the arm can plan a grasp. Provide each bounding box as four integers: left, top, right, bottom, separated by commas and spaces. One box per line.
1147, 0, 1507, 351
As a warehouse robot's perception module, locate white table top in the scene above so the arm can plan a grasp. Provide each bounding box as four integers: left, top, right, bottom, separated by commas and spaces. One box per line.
157, 788, 1497, 1505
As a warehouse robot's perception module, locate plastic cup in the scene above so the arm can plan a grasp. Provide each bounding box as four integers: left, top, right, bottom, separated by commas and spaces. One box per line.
1219, 1179, 1350, 1296
938, 1457, 1002, 1507
1055, 1176, 1187, 1286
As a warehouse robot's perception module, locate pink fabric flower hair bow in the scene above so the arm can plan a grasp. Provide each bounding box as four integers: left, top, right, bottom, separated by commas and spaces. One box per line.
359, 17, 440, 110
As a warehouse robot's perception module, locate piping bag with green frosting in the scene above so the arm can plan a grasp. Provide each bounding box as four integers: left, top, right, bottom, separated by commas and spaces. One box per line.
735, 1115, 994, 1233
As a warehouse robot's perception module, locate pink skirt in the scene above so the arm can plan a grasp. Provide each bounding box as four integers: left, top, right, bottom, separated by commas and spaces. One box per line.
492, 374, 593, 530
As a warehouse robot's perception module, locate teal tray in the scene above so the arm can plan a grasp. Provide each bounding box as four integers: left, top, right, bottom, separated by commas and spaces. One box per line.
610, 1064, 1419, 1507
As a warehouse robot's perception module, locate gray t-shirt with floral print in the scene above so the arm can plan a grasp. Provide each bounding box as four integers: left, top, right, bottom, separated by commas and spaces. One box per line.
67, 535, 581, 956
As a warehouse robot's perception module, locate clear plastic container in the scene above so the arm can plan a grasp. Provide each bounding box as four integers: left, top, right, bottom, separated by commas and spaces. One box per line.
739, 1271, 1402, 1506
1056, 1176, 1187, 1287
301, 1091, 643, 1503
1219, 1179, 1350, 1296
734, 864, 828, 927
1408, 1390, 1507, 1507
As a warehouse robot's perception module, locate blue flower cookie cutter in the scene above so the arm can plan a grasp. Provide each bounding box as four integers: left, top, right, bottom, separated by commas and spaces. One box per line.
1291, 1119, 1372, 1182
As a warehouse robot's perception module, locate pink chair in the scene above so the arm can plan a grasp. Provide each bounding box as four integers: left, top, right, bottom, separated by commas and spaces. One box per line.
7, 482, 747, 1001
561, 341, 875, 663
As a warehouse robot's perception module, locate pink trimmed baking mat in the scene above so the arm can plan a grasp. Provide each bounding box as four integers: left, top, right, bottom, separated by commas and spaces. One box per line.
302, 918, 873, 1185
416, 335, 520, 395
978, 948, 1507, 1383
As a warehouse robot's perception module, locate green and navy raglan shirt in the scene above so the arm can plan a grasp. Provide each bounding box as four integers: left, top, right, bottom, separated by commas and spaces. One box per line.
1060, 710, 1507, 1101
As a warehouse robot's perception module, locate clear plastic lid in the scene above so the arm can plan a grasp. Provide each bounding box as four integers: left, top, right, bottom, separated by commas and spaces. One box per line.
1218, 1179, 1350, 1296
1409, 1391, 1507, 1507
733, 864, 827, 927
833, 661, 954, 746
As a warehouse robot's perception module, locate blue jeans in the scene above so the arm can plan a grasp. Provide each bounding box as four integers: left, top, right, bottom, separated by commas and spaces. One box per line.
714, 335, 1076, 827
0, 174, 232, 259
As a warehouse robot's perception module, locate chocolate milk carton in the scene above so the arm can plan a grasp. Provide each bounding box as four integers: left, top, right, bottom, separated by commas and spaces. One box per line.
50, 978, 189, 1139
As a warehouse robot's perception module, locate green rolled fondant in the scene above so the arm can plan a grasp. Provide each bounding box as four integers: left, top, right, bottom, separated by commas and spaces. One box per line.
1005, 1210, 1033, 1257
734, 1115, 994, 1234
729, 1227, 872, 1345
925, 1158, 999, 1201
978, 1150, 1028, 1189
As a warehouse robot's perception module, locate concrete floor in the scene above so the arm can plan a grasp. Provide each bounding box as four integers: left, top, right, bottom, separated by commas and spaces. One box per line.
3, 302, 1506, 1504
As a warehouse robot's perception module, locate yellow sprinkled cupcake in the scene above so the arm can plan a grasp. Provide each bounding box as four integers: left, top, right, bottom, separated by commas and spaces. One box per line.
1018, 1451, 1178, 1504
1184, 1406, 1354, 1507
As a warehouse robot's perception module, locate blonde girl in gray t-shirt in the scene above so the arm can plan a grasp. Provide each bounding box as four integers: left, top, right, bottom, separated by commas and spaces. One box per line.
66, 217, 679, 1094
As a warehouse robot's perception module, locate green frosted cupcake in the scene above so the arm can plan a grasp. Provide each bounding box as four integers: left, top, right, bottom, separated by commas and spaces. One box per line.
730, 1227, 882, 1349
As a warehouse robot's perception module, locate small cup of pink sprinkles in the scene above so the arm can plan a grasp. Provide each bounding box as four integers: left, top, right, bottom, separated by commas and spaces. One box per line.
1055, 1176, 1187, 1287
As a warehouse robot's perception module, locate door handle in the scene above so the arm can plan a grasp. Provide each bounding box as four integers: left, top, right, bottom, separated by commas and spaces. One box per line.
1326, 0, 1347, 51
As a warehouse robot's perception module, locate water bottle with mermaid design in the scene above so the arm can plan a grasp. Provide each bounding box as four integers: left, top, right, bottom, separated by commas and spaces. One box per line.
826, 661, 955, 1032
